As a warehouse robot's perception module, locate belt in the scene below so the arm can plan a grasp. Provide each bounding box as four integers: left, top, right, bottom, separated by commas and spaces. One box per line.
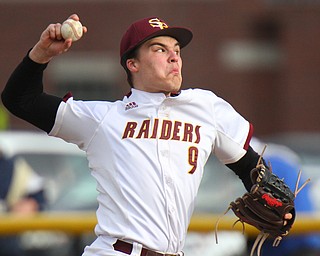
113, 239, 181, 256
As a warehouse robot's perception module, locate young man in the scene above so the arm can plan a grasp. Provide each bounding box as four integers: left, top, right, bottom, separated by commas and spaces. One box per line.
1, 14, 292, 256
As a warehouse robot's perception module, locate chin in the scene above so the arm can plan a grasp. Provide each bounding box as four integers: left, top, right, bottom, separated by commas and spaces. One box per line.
170, 80, 182, 90
167, 85, 181, 93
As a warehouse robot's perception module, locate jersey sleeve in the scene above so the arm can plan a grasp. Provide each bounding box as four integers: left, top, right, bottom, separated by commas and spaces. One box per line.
211, 94, 253, 164
49, 97, 110, 151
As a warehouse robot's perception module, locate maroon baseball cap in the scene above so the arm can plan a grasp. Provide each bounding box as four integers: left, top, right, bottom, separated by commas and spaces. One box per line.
120, 17, 193, 68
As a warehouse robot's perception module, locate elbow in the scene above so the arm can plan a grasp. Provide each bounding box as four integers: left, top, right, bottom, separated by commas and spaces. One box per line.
1, 88, 13, 113
1, 87, 24, 118
1, 88, 9, 110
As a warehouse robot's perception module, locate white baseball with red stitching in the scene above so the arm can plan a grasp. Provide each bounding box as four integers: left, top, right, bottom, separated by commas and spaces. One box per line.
61, 19, 83, 41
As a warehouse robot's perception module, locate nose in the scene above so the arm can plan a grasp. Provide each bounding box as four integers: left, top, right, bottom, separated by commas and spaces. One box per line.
168, 51, 179, 63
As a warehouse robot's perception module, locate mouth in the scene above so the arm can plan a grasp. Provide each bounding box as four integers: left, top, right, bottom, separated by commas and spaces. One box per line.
171, 68, 180, 75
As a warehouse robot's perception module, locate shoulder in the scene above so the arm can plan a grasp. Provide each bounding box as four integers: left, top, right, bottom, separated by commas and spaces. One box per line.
56, 97, 125, 125
180, 88, 219, 101
63, 97, 123, 113
183, 88, 215, 96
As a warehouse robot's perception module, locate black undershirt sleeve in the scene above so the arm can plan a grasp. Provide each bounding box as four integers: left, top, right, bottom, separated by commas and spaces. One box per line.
226, 146, 262, 192
1, 53, 62, 133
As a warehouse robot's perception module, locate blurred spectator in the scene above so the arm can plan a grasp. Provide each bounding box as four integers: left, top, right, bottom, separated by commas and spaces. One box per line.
249, 138, 320, 256
0, 150, 46, 256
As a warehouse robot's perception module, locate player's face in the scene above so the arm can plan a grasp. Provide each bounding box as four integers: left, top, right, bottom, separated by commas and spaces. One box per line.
129, 36, 182, 96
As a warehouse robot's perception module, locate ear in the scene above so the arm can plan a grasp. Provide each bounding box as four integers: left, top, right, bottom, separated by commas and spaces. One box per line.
126, 59, 139, 72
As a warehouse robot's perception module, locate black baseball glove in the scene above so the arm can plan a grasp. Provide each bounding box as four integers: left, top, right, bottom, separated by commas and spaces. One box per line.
215, 158, 310, 256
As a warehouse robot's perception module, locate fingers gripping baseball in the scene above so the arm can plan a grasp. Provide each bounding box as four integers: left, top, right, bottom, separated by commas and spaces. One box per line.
47, 23, 64, 41
29, 14, 87, 64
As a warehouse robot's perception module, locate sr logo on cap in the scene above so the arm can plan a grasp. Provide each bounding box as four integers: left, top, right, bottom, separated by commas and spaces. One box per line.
148, 18, 169, 29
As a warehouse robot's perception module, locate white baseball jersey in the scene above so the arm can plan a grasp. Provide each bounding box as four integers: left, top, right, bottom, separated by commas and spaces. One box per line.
49, 88, 252, 255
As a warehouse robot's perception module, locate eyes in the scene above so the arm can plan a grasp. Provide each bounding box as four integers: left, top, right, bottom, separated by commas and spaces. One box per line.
153, 46, 180, 56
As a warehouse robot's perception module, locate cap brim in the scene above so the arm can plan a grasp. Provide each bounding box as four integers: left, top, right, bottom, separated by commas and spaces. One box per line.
121, 27, 193, 67
148, 27, 193, 49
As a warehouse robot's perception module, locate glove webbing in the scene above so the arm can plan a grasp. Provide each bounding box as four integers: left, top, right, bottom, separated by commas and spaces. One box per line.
214, 146, 311, 256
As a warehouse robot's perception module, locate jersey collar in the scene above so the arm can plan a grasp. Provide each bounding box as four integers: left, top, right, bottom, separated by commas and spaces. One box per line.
124, 88, 168, 104
123, 88, 192, 105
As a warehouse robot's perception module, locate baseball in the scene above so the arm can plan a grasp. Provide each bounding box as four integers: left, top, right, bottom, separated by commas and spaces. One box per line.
61, 19, 83, 42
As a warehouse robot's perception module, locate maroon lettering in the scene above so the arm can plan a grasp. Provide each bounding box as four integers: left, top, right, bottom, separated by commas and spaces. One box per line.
160, 120, 172, 140
123, 119, 202, 145
136, 120, 150, 139
183, 123, 193, 142
150, 118, 159, 139
194, 125, 201, 144
171, 121, 182, 141
122, 122, 137, 139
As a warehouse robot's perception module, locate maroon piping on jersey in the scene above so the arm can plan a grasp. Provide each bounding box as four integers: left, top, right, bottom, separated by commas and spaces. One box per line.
63, 92, 73, 102
244, 123, 254, 150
